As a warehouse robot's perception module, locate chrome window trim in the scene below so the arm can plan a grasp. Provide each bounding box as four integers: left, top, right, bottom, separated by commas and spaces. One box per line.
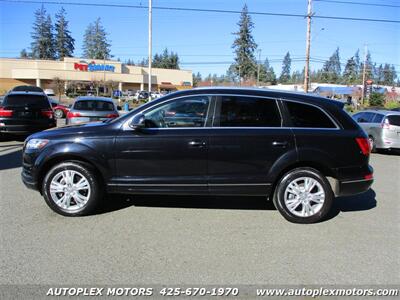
281, 98, 340, 129
122, 93, 341, 131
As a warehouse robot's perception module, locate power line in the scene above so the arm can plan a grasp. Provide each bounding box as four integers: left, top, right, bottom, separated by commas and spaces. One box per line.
314, 0, 400, 8
0, 0, 399, 23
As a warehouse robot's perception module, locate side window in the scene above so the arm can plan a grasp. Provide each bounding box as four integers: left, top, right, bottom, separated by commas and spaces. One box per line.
143, 96, 210, 128
216, 96, 281, 127
372, 114, 384, 123
363, 112, 375, 123
285, 101, 336, 128
353, 112, 365, 122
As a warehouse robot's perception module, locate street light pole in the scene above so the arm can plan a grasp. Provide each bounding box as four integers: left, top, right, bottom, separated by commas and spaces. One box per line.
303, 0, 312, 93
257, 49, 261, 87
148, 0, 152, 94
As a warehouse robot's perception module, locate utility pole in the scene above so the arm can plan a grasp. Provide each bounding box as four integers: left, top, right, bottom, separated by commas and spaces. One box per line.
257, 49, 261, 87
148, 0, 152, 94
361, 44, 367, 105
303, 0, 312, 93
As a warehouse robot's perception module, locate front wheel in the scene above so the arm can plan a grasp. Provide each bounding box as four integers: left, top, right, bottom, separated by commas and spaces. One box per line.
42, 161, 101, 216
273, 168, 333, 224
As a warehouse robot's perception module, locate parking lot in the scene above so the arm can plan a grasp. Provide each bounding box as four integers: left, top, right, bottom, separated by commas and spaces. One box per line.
0, 136, 399, 288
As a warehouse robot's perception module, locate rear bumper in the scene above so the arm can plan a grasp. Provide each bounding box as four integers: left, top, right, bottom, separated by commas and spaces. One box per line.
0, 122, 56, 134
330, 165, 374, 197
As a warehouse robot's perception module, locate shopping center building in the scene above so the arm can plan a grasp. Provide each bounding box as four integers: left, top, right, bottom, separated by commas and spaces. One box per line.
0, 57, 193, 94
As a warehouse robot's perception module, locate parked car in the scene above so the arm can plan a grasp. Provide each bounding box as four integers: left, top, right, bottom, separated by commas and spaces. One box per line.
0, 90, 56, 135
352, 110, 400, 152
22, 88, 373, 223
137, 90, 149, 100
66, 96, 119, 125
49, 100, 70, 119
391, 107, 400, 112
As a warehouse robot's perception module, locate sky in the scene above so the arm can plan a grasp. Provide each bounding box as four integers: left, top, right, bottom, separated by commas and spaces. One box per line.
0, 0, 399, 77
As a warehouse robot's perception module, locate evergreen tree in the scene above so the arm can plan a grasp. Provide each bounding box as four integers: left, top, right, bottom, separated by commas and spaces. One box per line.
82, 18, 111, 59
54, 7, 75, 59
30, 5, 55, 59
343, 55, 358, 84
279, 52, 291, 83
321, 47, 341, 83
192, 72, 202, 87
20, 49, 29, 58
258, 57, 276, 84
359, 51, 373, 83
152, 48, 180, 69
383, 64, 397, 86
231, 4, 257, 80
354, 49, 360, 79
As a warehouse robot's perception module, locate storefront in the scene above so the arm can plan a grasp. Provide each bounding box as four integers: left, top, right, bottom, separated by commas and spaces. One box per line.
0, 57, 193, 94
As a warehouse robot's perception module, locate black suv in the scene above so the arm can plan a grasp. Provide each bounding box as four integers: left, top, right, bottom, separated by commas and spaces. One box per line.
0, 88, 56, 135
21, 88, 373, 223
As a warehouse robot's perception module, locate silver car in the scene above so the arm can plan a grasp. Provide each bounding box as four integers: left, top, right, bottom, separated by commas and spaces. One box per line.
66, 96, 119, 125
352, 110, 400, 151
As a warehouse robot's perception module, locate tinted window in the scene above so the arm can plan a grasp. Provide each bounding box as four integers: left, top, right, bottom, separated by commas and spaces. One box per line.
363, 112, 375, 123
144, 96, 209, 128
74, 100, 115, 111
372, 114, 384, 123
286, 101, 336, 128
217, 96, 281, 127
4, 94, 50, 108
387, 115, 400, 126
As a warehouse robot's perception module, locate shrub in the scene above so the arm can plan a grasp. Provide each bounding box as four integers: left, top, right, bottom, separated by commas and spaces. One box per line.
384, 100, 400, 110
368, 92, 385, 107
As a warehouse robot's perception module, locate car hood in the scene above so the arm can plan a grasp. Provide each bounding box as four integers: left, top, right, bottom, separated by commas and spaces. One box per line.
28, 121, 110, 140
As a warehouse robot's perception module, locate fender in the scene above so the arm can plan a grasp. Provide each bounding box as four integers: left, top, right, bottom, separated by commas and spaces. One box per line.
266, 148, 298, 182
34, 141, 113, 183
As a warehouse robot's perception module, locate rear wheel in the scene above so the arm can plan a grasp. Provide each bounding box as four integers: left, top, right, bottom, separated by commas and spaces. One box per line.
273, 167, 333, 224
42, 161, 101, 216
368, 136, 377, 153
54, 108, 64, 119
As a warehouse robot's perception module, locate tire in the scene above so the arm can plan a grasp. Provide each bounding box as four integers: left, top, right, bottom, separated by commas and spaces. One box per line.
42, 161, 102, 216
272, 167, 333, 224
369, 136, 376, 153
54, 109, 64, 119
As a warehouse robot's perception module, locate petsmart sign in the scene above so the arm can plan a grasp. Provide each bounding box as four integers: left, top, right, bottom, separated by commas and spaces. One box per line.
74, 61, 115, 72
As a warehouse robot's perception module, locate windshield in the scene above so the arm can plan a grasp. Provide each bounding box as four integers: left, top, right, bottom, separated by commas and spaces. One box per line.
4, 94, 50, 108
73, 100, 115, 111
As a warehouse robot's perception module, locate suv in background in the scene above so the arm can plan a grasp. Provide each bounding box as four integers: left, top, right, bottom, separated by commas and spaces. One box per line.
66, 96, 119, 125
352, 110, 400, 152
21, 88, 373, 223
0, 89, 56, 135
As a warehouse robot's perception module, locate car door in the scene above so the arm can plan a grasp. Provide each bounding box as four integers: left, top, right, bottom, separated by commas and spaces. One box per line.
207, 95, 295, 196
113, 95, 213, 194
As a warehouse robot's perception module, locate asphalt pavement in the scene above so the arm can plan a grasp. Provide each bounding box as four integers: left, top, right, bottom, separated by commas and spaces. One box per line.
0, 136, 399, 289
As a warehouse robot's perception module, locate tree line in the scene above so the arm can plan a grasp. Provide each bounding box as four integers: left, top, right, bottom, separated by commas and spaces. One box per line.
21, 5, 397, 87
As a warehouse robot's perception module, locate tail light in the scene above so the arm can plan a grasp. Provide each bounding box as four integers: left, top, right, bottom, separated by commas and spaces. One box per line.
355, 137, 371, 156
41, 109, 54, 119
67, 112, 81, 118
105, 113, 119, 118
381, 119, 390, 129
0, 107, 13, 117
364, 174, 373, 180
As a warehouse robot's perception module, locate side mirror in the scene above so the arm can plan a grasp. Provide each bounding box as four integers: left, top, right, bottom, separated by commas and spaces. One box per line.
129, 114, 146, 130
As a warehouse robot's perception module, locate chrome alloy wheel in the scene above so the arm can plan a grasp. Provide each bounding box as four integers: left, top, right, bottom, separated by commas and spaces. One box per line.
49, 170, 91, 211
283, 177, 325, 217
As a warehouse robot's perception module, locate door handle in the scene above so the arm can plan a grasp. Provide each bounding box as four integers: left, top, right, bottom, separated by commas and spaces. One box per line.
272, 141, 288, 147
188, 140, 206, 148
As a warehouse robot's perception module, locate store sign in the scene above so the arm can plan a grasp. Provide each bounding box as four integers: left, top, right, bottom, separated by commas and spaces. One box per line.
74, 61, 115, 72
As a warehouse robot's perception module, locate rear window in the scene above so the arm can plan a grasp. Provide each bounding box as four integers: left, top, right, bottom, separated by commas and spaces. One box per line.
73, 100, 115, 111
4, 94, 50, 108
286, 101, 336, 128
387, 115, 400, 126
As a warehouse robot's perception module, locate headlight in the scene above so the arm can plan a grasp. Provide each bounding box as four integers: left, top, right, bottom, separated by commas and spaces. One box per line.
26, 139, 49, 150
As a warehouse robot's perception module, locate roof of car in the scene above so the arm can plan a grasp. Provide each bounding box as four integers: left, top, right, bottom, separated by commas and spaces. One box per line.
358, 110, 400, 116
164, 87, 344, 108
75, 96, 113, 102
